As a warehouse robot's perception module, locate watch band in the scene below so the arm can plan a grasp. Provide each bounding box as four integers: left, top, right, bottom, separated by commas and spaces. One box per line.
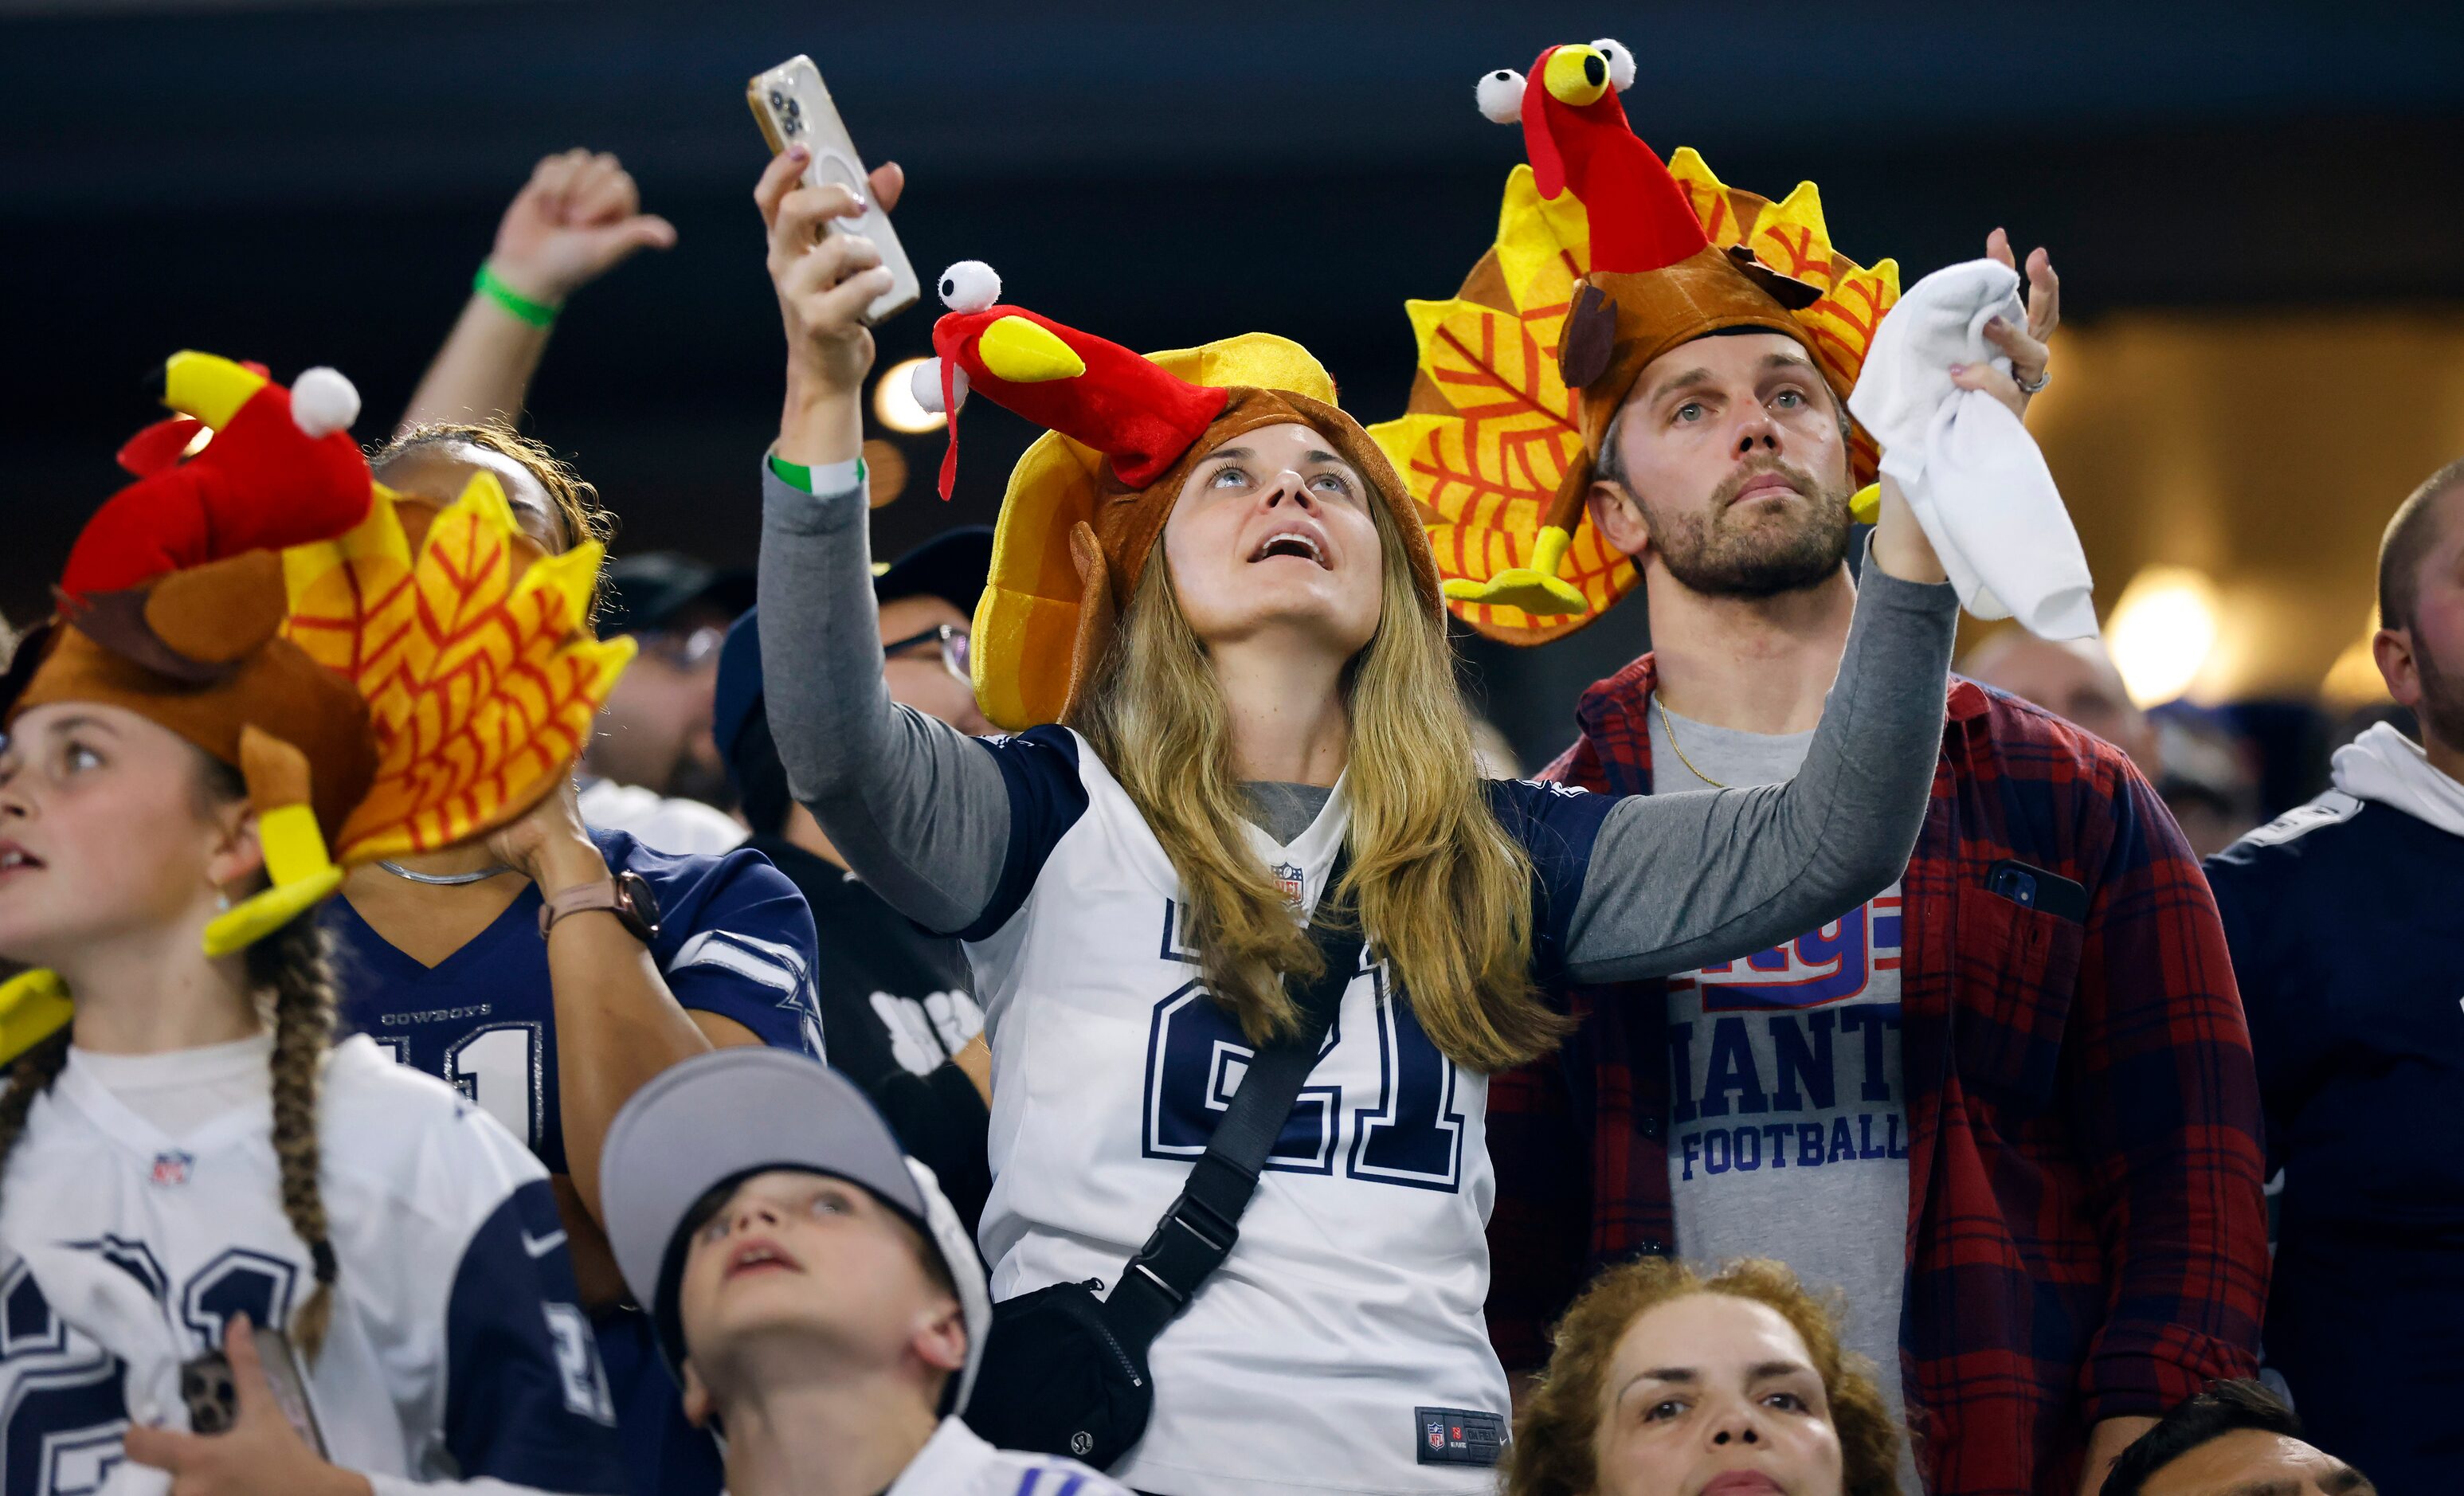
537, 875, 655, 942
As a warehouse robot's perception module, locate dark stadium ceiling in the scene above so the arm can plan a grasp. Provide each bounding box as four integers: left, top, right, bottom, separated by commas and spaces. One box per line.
3, 1, 2459, 214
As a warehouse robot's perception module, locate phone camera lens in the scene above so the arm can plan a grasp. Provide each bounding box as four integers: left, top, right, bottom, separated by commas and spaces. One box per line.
785, 97, 802, 116
769, 90, 787, 109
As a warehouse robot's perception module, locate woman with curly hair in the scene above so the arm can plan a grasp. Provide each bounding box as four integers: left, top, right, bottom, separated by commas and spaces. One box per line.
1510, 1257, 1905, 1496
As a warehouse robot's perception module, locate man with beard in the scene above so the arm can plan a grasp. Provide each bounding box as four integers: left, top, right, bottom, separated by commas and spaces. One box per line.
1386, 44, 2266, 1496
2202, 459, 2464, 1490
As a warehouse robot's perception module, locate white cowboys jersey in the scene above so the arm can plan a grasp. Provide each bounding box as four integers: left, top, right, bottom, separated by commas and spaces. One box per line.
960, 729, 1607, 1496
888, 1417, 1129, 1496
0, 1035, 625, 1496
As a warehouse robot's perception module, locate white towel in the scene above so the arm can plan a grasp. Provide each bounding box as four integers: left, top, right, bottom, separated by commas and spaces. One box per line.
10, 1240, 182, 1496
1848, 258, 2098, 639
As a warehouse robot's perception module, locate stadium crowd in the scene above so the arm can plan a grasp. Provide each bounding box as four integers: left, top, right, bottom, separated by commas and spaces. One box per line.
0, 36, 2453, 1496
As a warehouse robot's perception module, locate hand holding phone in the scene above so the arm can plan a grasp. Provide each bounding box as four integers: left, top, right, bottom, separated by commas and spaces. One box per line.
127, 1316, 335, 1490
749, 57, 919, 326
758, 147, 903, 464
178, 1319, 327, 1454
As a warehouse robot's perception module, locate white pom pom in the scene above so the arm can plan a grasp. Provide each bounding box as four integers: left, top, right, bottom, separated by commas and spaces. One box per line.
911, 357, 969, 416
288, 366, 360, 439
1475, 69, 1525, 124
1591, 38, 1636, 92
937, 260, 1001, 315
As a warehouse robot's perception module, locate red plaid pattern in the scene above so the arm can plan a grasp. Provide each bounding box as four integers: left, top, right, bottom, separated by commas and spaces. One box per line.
1491, 654, 2269, 1496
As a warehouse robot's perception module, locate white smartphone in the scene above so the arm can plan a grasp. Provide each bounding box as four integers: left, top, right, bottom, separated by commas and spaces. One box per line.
749, 55, 919, 326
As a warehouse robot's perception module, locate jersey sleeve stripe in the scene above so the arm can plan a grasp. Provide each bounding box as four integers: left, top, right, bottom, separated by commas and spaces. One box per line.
668, 929, 808, 993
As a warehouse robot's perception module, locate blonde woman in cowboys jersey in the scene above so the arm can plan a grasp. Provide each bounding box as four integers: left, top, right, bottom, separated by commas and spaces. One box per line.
751, 153, 1956, 1496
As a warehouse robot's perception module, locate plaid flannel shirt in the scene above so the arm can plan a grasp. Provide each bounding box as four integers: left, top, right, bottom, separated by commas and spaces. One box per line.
1491, 654, 2269, 1496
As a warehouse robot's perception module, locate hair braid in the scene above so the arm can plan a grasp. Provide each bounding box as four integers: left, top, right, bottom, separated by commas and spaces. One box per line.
0, 1029, 73, 1207
248, 917, 340, 1361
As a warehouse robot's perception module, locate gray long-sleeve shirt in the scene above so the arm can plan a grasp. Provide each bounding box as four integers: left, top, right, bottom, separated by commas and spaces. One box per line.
757, 465, 1957, 985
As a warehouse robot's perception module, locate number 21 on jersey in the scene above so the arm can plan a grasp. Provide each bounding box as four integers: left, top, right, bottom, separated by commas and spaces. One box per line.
1141, 934, 1467, 1194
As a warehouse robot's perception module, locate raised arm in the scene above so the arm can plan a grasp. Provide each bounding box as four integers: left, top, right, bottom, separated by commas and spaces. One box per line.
751, 150, 1013, 934
1561, 519, 1956, 983
398, 150, 676, 433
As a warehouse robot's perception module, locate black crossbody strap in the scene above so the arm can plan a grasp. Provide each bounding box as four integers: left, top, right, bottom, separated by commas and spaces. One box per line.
1103, 849, 1363, 1352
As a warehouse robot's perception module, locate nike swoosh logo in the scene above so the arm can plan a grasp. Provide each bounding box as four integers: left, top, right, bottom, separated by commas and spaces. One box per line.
522, 1229, 568, 1259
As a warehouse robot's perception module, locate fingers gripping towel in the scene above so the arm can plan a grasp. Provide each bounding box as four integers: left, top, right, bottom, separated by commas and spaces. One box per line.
1848, 259, 2096, 639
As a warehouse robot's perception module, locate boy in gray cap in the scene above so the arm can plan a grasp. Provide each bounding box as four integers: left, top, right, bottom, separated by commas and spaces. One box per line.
600, 1048, 1126, 1495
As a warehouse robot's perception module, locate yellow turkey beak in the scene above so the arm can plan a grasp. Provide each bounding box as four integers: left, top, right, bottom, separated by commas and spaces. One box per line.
1543, 45, 1611, 108
976, 316, 1087, 384
1440, 524, 1589, 617
162, 351, 271, 430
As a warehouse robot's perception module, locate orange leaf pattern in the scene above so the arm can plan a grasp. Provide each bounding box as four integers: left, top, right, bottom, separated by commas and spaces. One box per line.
283, 475, 633, 864
283, 481, 417, 691
1380, 154, 1896, 644
1369, 166, 1637, 642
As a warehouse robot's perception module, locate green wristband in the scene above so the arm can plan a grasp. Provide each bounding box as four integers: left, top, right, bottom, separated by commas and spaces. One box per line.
766, 451, 864, 494
473, 262, 560, 328
767, 452, 813, 491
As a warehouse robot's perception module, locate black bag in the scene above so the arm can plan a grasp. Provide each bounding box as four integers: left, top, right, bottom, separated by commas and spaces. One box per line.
963, 855, 1364, 1469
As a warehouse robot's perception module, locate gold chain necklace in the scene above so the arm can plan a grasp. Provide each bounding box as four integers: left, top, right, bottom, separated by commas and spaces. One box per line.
1655, 693, 1730, 790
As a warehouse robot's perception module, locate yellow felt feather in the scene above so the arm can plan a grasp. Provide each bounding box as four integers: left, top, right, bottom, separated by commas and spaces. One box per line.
1493, 163, 1591, 316
280, 472, 633, 867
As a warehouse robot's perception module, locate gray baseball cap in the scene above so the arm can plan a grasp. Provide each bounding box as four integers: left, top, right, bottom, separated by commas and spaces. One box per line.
599, 1048, 991, 1411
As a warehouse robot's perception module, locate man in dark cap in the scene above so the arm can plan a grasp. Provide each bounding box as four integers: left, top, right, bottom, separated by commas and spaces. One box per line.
588, 551, 756, 813
714, 527, 995, 1229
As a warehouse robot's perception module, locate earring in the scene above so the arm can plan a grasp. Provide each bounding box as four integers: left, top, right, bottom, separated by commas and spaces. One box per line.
215, 890, 231, 914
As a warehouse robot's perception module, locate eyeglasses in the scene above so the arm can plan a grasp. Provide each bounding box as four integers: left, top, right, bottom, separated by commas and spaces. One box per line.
883, 622, 971, 683
639, 625, 725, 671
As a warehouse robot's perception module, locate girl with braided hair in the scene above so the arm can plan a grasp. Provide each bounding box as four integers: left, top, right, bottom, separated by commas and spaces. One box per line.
0, 354, 633, 1496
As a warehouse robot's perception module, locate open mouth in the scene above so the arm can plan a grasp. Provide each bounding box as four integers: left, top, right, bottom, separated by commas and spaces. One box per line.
1248, 527, 1330, 569
0, 843, 42, 879
723, 1238, 803, 1282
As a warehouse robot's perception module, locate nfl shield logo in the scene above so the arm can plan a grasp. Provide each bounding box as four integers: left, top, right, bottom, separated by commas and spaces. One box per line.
1272, 862, 1305, 907
150, 1150, 193, 1188
1426, 1418, 1445, 1452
